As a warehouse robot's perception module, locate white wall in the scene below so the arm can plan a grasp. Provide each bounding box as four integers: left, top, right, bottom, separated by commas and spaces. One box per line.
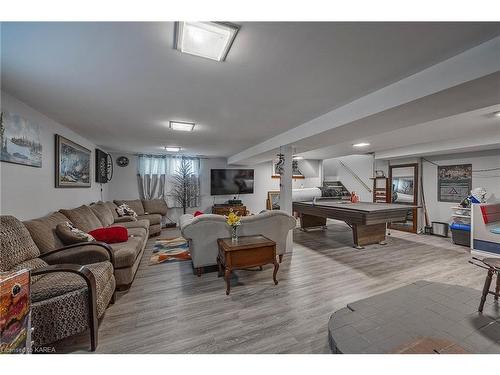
421, 150, 500, 223
377, 150, 500, 228
323, 154, 374, 201
107, 153, 138, 200
0, 91, 108, 220
107, 154, 321, 223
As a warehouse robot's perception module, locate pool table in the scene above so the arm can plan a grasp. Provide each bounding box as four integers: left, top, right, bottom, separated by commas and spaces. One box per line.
293, 199, 416, 248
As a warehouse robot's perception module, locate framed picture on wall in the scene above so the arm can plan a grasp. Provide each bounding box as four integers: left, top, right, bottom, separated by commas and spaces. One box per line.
266, 191, 280, 210
55, 134, 91, 188
0, 110, 42, 167
437, 164, 472, 203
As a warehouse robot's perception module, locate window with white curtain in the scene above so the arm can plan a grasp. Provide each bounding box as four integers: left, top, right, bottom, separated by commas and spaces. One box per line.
137, 155, 200, 208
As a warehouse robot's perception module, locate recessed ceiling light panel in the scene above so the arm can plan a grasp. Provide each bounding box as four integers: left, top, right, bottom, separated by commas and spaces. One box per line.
170, 120, 195, 132
293, 156, 304, 160
175, 21, 239, 62
165, 146, 181, 152
493, 111, 500, 118
353, 142, 370, 148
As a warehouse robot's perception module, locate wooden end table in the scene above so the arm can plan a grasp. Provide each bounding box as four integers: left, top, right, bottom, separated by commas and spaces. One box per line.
217, 235, 279, 295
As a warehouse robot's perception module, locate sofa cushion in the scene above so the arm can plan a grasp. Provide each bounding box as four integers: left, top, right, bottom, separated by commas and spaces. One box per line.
59, 205, 102, 233
90, 202, 115, 227
142, 199, 167, 216
149, 223, 161, 236
23, 212, 69, 253
137, 214, 161, 225
104, 201, 120, 220
114, 199, 145, 216
110, 236, 145, 268
56, 222, 95, 245
0, 216, 41, 271
31, 261, 113, 302
126, 227, 148, 239
89, 226, 128, 244
114, 216, 137, 223
110, 219, 150, 231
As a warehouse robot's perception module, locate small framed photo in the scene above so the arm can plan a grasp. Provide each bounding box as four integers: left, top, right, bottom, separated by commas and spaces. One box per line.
266, 190, 281, 210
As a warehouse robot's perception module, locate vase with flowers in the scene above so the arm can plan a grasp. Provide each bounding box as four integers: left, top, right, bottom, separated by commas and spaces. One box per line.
226, 210, 241, 242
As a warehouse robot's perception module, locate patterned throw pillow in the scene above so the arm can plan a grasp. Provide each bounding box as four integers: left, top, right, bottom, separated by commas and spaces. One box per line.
56, 222, 95, 245
116, 204, 138, 218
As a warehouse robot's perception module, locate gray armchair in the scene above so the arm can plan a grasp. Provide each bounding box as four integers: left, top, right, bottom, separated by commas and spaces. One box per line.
0, 215, 116, 351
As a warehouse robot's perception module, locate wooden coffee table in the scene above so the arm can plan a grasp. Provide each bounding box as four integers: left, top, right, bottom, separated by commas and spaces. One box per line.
217, 235, 279, 295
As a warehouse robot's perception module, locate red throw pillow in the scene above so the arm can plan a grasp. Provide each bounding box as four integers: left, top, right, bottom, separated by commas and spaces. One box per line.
88, 226, 128, 244
194, 210, 204, 217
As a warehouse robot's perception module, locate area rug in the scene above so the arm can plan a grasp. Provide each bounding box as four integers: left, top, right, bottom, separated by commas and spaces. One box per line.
149, 237, 191, 265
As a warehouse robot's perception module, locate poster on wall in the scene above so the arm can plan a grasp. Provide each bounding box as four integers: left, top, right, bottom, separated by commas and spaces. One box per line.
438, 164, 472, 203
55, 134, 91, 188
0, 110, 42, 167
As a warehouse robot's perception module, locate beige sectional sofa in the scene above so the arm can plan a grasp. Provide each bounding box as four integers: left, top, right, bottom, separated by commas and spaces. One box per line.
23, 199, 168, 290
113, 199, 165, 236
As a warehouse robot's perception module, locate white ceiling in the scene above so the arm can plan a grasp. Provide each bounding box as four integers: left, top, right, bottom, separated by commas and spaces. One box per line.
303, 104, 500, 160
229, 71, 500, 164
2, 22, 500, 158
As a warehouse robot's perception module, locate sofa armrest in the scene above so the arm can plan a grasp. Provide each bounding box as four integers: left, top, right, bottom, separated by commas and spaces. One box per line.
31, 264, 99, 351
179, 214, 194, 231
115, 216, 137, 223
31, 263, 95, 284
40, 241, 114, 266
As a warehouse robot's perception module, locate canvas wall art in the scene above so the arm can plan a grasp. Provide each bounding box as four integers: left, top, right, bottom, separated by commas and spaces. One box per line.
55, 134, 91, 188
438, 164, 472, 203
0, 110, 42, 167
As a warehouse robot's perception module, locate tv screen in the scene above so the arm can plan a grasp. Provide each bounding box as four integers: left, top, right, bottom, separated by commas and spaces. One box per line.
211, 169, 254, 195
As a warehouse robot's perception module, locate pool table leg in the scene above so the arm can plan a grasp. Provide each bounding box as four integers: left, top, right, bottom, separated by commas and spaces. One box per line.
352, 223, 387, 248
300, 214, 327, 230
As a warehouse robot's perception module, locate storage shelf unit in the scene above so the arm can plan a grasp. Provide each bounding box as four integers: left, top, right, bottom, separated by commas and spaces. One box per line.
451, 206, 471, 222
450, 206, 471, 244
371, 177, 390, 203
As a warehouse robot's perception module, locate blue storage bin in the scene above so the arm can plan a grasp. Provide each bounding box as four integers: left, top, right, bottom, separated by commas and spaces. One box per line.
450, 223, 471, 232
450, 223, 471, 247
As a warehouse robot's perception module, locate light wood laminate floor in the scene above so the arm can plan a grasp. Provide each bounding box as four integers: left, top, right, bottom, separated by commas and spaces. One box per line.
61, 222, 487, 353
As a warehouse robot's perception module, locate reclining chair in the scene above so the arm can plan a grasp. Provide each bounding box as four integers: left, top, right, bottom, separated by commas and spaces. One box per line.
0, 215, 116, 351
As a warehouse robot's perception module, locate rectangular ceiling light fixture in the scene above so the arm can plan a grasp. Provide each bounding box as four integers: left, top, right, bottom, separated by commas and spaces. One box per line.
170, 120, 195, 132
165, 146, 181, 152
353, 142, 370, 148
175, 22, 239, 62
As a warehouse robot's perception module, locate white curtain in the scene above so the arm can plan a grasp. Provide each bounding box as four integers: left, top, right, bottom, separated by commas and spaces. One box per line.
137, 155, 200, 208
137, 155, 167, 200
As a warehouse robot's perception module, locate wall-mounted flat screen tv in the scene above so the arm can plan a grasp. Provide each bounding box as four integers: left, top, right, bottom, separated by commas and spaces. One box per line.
211, 169, 254, 195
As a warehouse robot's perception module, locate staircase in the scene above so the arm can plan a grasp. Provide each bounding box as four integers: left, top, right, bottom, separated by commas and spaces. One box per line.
322, 181, 352, 200
338, 160, 372, 193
